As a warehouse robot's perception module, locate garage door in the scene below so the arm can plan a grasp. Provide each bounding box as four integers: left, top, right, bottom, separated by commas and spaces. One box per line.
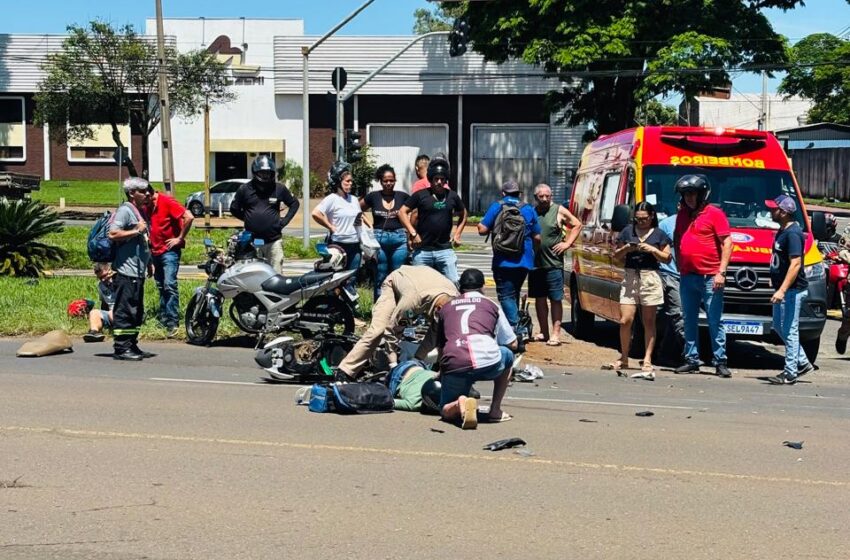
366, 124, 449, 193
471, 125, 548, 213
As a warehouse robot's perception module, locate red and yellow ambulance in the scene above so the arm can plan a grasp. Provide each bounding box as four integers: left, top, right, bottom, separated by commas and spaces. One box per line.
567, 126, 828, 361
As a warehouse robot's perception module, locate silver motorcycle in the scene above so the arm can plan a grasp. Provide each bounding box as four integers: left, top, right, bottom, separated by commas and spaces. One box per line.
185, 235, 357, 346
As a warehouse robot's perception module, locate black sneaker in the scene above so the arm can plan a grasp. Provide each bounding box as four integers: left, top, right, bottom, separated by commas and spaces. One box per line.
674, 362, 700, 374
836, 336, 848, 355
83, 330, 105, 343
131, 346, 157, 359
715, 364, 732, 378
767, 373, 798, 385
797, 363, 816, 378
113, 350, 144, 361
334, 368, 352, 383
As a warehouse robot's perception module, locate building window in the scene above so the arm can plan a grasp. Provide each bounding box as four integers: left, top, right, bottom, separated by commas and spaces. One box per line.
0, 97, 26, 162
67, 123, 131, 163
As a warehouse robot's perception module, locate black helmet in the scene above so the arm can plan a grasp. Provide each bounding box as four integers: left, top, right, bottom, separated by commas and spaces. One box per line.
420, 378, 442, 415
675, 174, 710, 195
251, 155, 276, 184
426, 155, 450, 182
327, 161, 352, 191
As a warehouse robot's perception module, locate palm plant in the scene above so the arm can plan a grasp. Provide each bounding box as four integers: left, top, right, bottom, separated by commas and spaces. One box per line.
0, 199, 67, 277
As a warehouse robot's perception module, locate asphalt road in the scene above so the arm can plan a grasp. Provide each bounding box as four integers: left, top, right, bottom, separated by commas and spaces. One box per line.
1, 333, 849, 559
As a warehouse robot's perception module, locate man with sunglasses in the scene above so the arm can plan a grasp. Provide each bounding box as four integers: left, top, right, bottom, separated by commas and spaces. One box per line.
144, 184, 194, 338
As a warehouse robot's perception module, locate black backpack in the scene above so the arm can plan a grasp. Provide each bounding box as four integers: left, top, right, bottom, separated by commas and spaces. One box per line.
308, 382, 394, 414
490, 201, 527, 257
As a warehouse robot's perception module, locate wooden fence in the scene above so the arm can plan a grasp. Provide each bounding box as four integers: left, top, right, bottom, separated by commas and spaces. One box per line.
789, 148, 850, 200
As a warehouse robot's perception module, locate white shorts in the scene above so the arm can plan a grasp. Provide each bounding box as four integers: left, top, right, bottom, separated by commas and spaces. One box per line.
620, 269, 664, 307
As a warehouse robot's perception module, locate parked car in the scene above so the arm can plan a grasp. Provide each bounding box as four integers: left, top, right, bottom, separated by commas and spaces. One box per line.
185, 179, 250, 217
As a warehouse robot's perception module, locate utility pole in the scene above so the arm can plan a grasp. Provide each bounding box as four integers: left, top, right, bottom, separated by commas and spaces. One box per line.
155, 0, 176, 193
203, 100, 211, 229
301, 0, 375, 247
758, 70, 768, 131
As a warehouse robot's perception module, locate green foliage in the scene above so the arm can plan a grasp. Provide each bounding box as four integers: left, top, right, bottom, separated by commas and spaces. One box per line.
450, 0, 802, 136
779, 33, 850, 125
276, 159, 326, 199
33, 180, 202, 206
34, 20, 235, 177
637, 99, 680, 126
412, 6, 457, 34
349, 144, 378, 198
0, 199, 67, 277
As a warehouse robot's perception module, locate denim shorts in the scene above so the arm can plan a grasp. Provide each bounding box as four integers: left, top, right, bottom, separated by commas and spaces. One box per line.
100, 310, 112, 329
439, 346, 514, 408
528, 267, 564, 301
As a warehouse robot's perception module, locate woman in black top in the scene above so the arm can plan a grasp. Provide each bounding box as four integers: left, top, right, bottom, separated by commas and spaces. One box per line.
361, 164, 410, 299
608, 201, 672, 376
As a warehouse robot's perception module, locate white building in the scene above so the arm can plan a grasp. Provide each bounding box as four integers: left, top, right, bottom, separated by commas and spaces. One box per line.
680, 93, 813, 131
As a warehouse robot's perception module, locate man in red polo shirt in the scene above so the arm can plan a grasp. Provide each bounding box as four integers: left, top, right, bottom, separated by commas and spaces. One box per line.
673, 174, 732, 378
145, 186, 194, 337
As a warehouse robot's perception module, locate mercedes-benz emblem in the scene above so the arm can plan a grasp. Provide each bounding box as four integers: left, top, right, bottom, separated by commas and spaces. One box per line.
734, 267, 758, 291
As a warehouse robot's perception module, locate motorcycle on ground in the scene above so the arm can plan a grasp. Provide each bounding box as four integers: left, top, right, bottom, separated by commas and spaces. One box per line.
185, 234, 358, 347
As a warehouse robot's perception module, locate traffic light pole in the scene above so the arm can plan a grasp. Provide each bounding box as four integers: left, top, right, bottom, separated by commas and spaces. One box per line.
301, 0, 375, 248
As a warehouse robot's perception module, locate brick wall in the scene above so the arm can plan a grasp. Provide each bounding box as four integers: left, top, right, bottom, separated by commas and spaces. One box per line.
49, 133, 143, 181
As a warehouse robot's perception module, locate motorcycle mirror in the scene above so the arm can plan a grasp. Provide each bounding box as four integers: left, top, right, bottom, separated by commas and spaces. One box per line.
204, 238, 214, 247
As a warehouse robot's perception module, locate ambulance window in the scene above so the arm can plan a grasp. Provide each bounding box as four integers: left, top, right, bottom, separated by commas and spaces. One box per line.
599, 172, 621, 224
572, 172, 597, 224
625, 167, 636, 206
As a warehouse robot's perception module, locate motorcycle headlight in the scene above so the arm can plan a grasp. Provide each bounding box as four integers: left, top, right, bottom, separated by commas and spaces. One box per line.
805, 262, 826, 280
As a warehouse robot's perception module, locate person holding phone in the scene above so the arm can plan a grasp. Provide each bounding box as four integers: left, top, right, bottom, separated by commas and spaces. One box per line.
608, 201, 672, 376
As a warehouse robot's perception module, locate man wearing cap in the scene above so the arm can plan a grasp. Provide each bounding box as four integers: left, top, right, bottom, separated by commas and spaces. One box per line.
335, 265, 459, 381
478, 180, 541, 342
765, 195, 815, 385
108, 177, 153, 361
437, 268, 518, 429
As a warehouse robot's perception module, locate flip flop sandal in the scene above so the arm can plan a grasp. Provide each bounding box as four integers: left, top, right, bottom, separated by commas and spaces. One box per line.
532, 334, 547, 342
485, 412, 513, 423
546, 339, 562, 346
460, 397, 478, 430
602, 360, 628, 371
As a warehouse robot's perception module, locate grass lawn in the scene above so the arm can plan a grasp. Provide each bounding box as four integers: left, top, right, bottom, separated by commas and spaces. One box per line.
0, 276, 373, 339
804, 197, 850, 210
34, 180, 203, 207
43, 226, 321, 270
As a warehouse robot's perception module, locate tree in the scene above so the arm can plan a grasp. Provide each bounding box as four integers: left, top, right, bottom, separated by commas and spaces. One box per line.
448, 0, 803, 138
778, 33, 850, 125
0, 200, 66, 277
412, 5, 463, 34
34, 21, 234, 179
637, 99, 680, 126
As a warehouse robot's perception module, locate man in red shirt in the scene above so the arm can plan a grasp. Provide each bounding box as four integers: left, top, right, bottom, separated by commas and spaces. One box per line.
145, 186, 194, 337
673, 174, 732, 378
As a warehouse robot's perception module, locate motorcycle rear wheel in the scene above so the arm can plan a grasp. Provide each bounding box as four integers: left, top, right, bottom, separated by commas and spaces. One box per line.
299, 295, 355, 337
185, 291, 220, 346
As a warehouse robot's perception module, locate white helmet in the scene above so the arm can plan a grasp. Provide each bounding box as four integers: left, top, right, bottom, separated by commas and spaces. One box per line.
315, 244, 347, 272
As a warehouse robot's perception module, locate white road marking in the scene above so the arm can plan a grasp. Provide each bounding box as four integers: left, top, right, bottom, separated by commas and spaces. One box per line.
149, 377, 271, 386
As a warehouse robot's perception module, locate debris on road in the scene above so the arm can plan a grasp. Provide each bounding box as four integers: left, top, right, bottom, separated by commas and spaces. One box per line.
514, 448, 535, 457
513, 364, 544, 382
783, 440, 804, 450
483, 437, 526, 451
16, 329, 73, 357
578, 419, 598, 423
630, 371, 656, 381
635, 411, 655, 417
430, 428, 445, 434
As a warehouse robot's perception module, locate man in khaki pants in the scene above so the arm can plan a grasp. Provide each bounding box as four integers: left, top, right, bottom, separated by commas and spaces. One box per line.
336, 265, 458, 380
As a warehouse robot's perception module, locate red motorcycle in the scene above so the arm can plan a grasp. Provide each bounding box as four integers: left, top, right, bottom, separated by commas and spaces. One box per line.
820, 242, 850, 313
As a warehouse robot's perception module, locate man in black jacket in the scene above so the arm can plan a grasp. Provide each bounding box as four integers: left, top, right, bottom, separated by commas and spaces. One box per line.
230, 155, 300, 273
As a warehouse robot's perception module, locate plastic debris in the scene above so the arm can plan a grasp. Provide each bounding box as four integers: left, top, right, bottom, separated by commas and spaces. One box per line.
635, 411, 655, 417
514, 448, 535, 457
783, 440, 804, 450
513, 364, 545, 382
430, 428, 445, 434
578, 419, 598, 423
483, 437, 527, 451
630, 371, 656, 381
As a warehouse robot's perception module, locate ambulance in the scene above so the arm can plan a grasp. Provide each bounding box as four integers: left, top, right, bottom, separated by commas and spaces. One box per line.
566, 126, 828, 362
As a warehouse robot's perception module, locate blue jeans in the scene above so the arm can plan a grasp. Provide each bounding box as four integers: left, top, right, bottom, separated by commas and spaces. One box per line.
773, 288, 811, 379
152, 249, 181, 329
439, 346, 514, 408
493, 266, 530, 330
411, 248, 458, 284
333, 241, 362, 296
374, 229, 409, 300
680, 273, 726, 366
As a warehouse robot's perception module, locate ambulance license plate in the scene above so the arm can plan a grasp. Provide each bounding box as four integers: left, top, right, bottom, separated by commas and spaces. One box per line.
723, 321, 763, 335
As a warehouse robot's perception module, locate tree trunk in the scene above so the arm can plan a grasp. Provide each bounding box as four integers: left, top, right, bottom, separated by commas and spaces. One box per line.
141, 131, 150, 180
110, 123, 139, 178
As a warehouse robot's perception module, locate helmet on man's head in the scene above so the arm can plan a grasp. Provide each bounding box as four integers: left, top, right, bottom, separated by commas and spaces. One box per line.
420, 378, 442, 415
426, 154, 450, 182
327, 161, 352, 191
251, 155, 276, 184
314, 243, 347, 272
674, 174, 711, 203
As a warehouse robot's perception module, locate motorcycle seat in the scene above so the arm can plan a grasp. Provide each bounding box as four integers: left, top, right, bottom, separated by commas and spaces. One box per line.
261, 271, 335, 295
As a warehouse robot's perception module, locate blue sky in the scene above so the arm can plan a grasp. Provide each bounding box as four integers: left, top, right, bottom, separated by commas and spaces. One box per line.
2, 0, 847, 93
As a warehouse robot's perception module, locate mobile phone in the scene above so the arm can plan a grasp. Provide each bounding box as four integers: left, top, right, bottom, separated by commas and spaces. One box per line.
628, 242, 639, 247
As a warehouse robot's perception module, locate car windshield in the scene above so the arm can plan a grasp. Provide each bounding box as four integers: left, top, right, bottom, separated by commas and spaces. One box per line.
643, 165, 807, 231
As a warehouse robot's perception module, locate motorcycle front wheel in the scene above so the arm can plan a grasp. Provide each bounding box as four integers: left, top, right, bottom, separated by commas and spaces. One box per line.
185, 291, 221, 346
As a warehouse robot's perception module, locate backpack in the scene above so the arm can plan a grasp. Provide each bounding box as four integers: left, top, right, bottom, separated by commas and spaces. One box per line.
490, 201, 527, 257
87, 211, 117, 263
308, 382, 394, 414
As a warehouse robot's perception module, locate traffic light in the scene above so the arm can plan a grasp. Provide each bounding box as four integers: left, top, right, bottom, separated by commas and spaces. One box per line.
449, 17, 470, 57
345, 129, 362, 163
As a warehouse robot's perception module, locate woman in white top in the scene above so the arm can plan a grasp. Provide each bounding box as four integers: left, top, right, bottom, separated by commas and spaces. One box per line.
312, 162, 363, 293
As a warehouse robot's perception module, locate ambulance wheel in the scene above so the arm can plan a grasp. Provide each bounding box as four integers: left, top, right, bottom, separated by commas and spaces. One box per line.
570, 280, 594, 339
